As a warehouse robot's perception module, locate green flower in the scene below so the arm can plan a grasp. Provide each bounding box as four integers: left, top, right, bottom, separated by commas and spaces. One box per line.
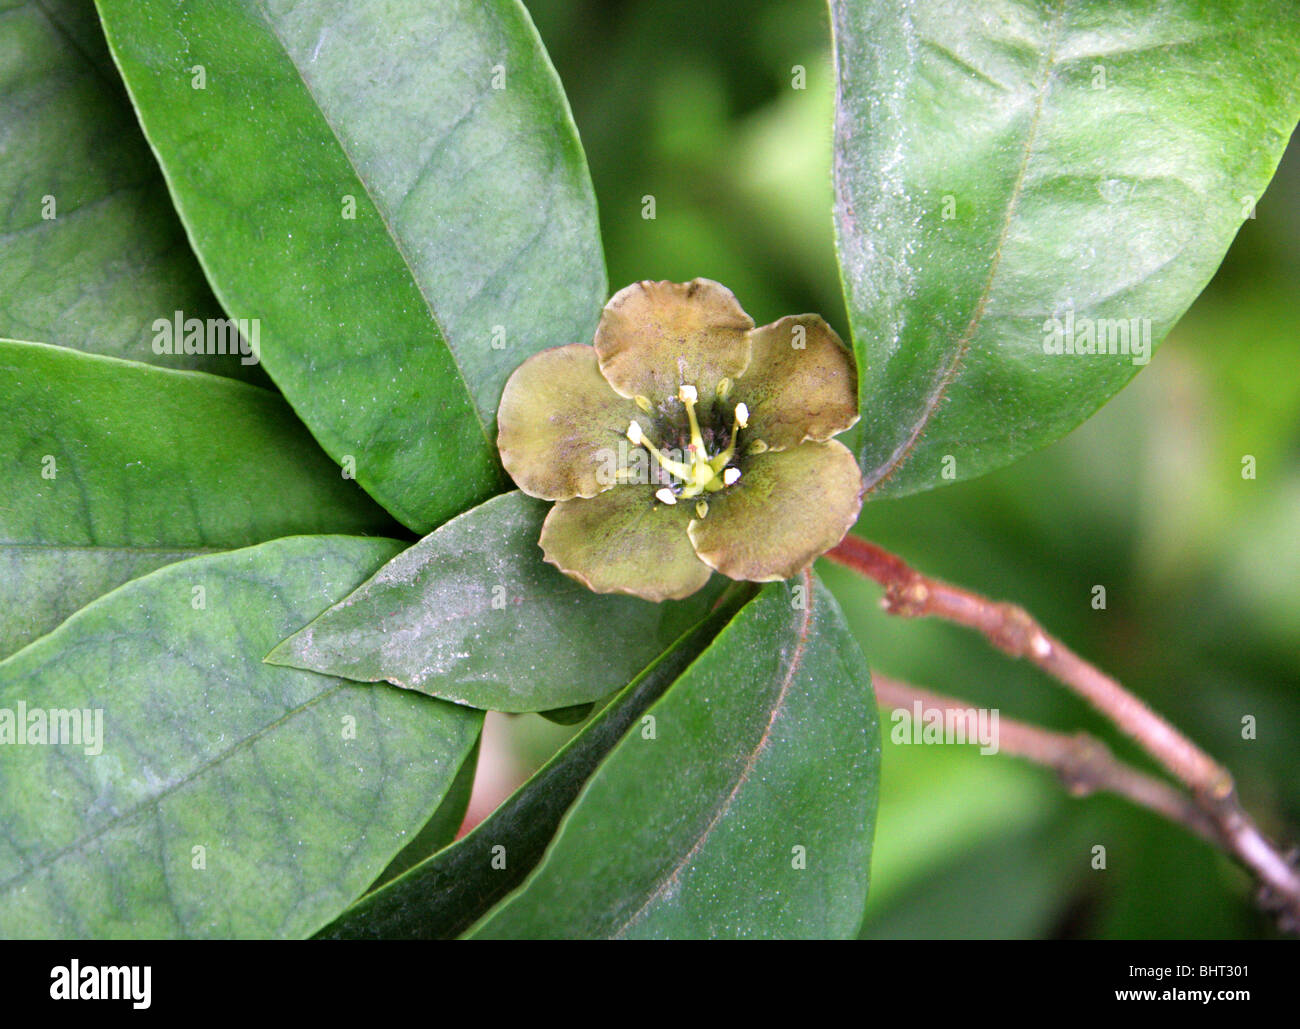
497, 278, 863, 601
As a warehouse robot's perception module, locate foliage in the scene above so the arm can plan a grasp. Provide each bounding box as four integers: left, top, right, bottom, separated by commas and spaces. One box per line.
1, 0, 1296, 938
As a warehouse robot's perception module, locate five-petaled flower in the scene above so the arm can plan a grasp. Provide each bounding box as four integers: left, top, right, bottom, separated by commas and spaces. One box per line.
496, 279, 863, 601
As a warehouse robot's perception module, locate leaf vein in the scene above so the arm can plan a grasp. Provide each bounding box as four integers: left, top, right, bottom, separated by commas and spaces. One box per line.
864, 0, 1068, 493
610, 571, 815, 938
248, 1, 492, 448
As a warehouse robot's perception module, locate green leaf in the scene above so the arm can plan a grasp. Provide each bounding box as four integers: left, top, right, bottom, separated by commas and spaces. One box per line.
268, 491, 727, 713
94, 0, 607, 531
468, 574, 879, 939
537, 702, 595, 726
368, 737, 479, 891
831, 0, 1300, 496
0, 535, 482, 939
317, 583, 753, 939
0, 0, 253, 379
0, 339, 396, 659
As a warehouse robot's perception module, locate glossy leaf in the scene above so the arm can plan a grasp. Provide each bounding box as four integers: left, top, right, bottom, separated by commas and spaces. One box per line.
831, 0, 1300, 496
469, 574, 879, 939
0, 536, 482, 939
268, 491, 726, 712
95, 0, 606, 531
317, 585, 753, 939
0, 0, 250, 378
0, 339, 395, 658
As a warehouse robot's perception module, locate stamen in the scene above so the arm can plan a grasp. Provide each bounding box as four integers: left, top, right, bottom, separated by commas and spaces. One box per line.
627, 381, 748, 502
627, 419, 693, 480
679, 382, 707, 459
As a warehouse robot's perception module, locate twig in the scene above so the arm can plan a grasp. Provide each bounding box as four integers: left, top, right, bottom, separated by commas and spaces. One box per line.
826, 534, 1300, 929
872, 673, 1223, 846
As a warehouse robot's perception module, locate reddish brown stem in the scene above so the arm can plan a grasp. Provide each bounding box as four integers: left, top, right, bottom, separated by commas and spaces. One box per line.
872, 673, 1222, 846
826, 534, 1300, 929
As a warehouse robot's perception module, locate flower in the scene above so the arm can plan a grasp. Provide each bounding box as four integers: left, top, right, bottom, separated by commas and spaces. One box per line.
496, 279, 863, 601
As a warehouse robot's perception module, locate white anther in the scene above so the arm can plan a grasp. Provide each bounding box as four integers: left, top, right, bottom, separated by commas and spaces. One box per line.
655, 488, 677, 506
678, 384, 698, 404
626, 421, 644, 445
734, 402, 749, 429
722, 467, 741, 486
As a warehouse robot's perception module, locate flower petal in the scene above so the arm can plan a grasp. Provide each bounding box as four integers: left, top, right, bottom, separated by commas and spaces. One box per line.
738, 315, 859, 450
594, 279, 754, 401
497, 344, 639, 501
688, 440, 862, 581
540, 486, 713, 602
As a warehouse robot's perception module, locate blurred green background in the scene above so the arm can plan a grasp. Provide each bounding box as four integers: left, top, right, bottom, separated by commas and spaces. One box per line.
494, 0, 1299, 938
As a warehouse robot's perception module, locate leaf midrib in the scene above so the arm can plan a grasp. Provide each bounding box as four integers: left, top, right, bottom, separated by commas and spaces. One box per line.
0, 542, 221, 554
610, 570, 816, 938
863, 0, 1068, 493
249, 0, 493, 450
0, 678, 349, 895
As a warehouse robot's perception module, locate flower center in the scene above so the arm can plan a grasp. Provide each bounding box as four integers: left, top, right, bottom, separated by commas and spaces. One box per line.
625, 382, 752, 518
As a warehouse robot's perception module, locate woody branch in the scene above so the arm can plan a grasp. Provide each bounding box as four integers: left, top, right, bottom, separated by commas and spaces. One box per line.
825, 533, 1300, 929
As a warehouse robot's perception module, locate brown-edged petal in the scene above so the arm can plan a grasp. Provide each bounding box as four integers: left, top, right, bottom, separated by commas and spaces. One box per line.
540, 485, 712, 602
737, 315, 859, 451
593, 279, 754, 402
688, 440, 862, 581
497, 344, 639, 501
